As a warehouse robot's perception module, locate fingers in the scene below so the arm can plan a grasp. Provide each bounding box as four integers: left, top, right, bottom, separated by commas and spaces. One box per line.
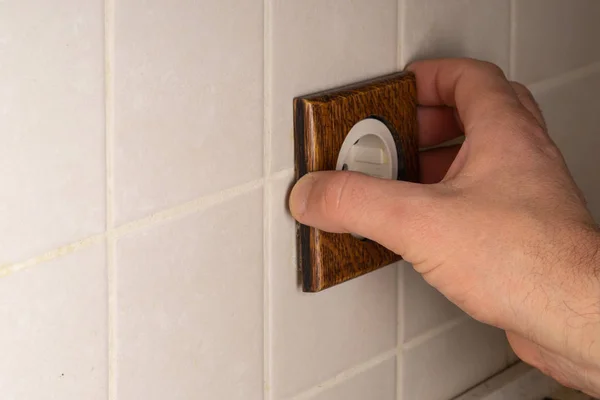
420, 145, 461, 184
289, 171, 436, 253
407, 59, 528, 137
509, 81, 547, 129
418, 106, 464, 148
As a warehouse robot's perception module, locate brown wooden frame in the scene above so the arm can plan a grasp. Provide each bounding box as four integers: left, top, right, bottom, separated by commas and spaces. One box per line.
294, 71, 419, 292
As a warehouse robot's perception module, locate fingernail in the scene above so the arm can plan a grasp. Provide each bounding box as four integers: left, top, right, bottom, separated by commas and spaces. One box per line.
289, 174, 315, 218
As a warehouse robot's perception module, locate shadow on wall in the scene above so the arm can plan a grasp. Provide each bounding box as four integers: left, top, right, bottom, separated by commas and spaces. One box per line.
284, 179, 304, 290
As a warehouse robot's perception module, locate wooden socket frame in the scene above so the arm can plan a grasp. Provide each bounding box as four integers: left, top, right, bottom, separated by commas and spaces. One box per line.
293, 71, 419, 292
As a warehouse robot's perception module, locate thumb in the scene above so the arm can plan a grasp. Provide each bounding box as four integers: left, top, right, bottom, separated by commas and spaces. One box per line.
289, 171, 437, 254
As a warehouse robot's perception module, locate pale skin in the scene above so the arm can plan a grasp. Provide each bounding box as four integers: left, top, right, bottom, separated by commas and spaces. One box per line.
289, 58, 600, 396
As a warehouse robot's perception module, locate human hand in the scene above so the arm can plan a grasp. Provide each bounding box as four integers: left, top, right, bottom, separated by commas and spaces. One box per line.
289, 58, 600, 396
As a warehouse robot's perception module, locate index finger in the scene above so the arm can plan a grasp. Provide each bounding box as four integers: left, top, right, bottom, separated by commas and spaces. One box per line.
407, 58, 526, 135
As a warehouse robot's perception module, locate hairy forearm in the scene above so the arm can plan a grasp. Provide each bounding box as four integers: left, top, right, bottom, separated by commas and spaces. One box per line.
512, 226, 600, 396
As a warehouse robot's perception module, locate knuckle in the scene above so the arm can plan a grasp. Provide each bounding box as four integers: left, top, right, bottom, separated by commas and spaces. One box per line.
540, 142, 564, 160
501, 109, 547, 138
509, 82, 547, 127
511, 81, 541, 108
519, 115, 546, 135
473, 60, 506, 78
510, 81, 532, 97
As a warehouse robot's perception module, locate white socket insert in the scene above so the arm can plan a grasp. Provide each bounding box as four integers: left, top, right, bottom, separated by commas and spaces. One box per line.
335, 118, 399, 240
335, 118, 399, 180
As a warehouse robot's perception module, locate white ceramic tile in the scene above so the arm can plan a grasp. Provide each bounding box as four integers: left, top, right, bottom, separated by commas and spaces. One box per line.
402, 0, 510, 72
455, 363, 561, 400
306, 357, 396, 400
268, 172, 397, 398
514, 0, 600, 84
0, 244, 107, 399
269, 0, 398, 173
532, 70, 600, 222
402, 319, 509, 400
401, 264, 465, 342
0, 1, 105, 264
116, 189, 263, 400
114, 0, 263, 224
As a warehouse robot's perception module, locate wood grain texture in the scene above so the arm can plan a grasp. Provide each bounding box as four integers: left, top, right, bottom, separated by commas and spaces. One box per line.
294, 71, 419, 292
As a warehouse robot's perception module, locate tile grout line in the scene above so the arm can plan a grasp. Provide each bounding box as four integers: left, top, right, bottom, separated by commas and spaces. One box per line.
262, 175, 272, 400
270, 167, 294, 181
396, 345, 403, 400
0, 234, 106, 279
104, 0, 115, 230
396, 264, 405, 400
0, 178, 276, 282
288, 348, 397, 400
508, 0, 516, 79
0, 172, 278, 278
104, 0, 117, 398
527, 61, 600, 95
114, 178, 266, 237
262, 0, 273, 398
397, 0, 406, 70
403, 314, 470, 351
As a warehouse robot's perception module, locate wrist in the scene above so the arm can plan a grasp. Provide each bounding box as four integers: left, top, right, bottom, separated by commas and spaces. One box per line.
558, 226, 600, 361
517, 225, 600, 356
516, 225, 600, 395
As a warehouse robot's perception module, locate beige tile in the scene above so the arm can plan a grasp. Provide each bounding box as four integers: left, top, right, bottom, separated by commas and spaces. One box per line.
532, 70, 600, 221
268, 172, 397, 398
116, 189, 263, 400
306, 357, 396, 400
455, 363, 561, 400
514, 0, 600, 84
114, 0, 263, 224
0, 1, 105, 264
269, 0, 398, 173
402, 319, 509, 400
550, 387, 597, 400
401, 265, 465, 343
0, 244, 107, 399
402, 0, 510, 72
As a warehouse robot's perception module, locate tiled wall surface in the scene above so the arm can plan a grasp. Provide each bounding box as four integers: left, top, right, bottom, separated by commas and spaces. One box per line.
0, 1, 598, 400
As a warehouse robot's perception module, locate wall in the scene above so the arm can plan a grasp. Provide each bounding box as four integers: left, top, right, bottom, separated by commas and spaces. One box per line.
0, 1, 598, 400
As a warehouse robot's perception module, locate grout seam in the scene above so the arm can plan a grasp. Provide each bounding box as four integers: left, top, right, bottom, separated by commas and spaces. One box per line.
104, 0, 115, 228
527, 61, 600, 95
262, 0, 273, 398
288, 348, 397, 400
103, 0, 116, 398
113, 178, 265, 238
0, 174, 284, 280
402, 315, 470, 351
0, 234, 105, 279
270, 167, 294, 182
396, 346, 403, 400
397, 0, 406, 69
396, 262, 406, 400
106, 236, 116, 400
262, 180, 272, 400
508, 0, 516, 79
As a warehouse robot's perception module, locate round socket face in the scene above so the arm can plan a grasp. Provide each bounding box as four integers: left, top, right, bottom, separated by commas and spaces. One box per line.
336, 118, 398, 180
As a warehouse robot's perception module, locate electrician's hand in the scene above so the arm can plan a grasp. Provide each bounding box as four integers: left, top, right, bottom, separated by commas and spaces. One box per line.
289, 58, 600, 396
